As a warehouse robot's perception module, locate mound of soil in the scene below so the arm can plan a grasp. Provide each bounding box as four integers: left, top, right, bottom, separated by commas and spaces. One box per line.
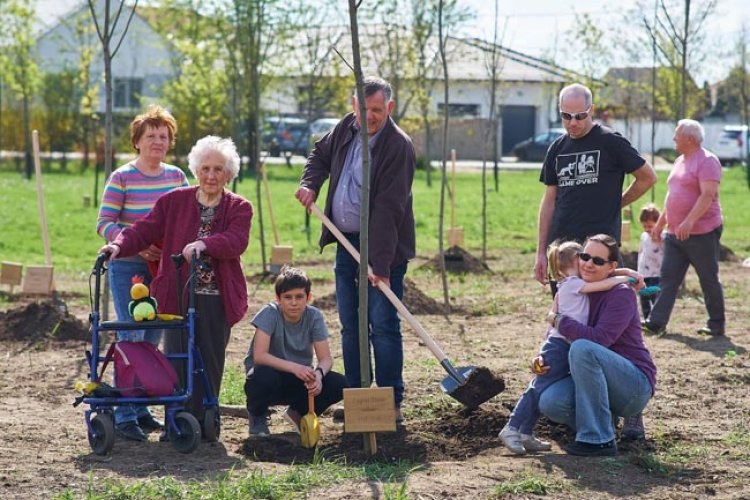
312, 278, 450, 315
0, 300, 89, 342
422, 246, 491, 274
240, 406, 576, 465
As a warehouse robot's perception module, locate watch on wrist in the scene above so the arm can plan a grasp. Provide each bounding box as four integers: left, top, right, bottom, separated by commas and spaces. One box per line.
315, 367, 324, 377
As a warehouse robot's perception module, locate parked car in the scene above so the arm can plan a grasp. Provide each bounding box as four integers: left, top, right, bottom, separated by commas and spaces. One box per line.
308, 118, 340, 150
261, 116, 310, 157
511, 128, 565, 162
712, 125, 749, 166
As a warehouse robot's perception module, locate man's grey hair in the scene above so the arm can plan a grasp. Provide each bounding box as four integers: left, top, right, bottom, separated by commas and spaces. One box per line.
677, 119, 704, 143
354, 77, 392, 102
187, 135, 241, 182
559, 83, 593, 109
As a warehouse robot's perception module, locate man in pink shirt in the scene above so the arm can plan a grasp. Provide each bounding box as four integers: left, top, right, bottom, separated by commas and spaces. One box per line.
643, 119, 725, 336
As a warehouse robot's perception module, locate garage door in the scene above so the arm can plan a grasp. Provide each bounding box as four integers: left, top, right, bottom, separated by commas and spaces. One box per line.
501, 105, 536, 155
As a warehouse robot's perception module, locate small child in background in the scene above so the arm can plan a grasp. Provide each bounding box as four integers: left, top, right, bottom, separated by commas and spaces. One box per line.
244, 266, 348, 436
499, 240, 638, 454
637, 204, 664, 321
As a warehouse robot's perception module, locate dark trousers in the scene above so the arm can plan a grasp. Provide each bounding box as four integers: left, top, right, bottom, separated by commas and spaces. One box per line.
640, 277, 661, 319
165, 294, 230, 421
649, 227, 725, 331
245, 365, 348, 417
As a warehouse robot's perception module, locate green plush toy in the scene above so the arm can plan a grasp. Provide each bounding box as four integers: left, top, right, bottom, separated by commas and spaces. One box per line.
128, 276, 157, 321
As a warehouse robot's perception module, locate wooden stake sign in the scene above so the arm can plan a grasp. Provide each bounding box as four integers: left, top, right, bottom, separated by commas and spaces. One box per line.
342, 387, 397, 433
1, 261, 23, 293
22, 265, 54, 295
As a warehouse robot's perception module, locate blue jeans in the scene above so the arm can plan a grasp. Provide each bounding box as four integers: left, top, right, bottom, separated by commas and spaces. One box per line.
508, 337, 570, 435
109, 259, 160, 424
538, 339, 652, 444
335, 234, 406, 407
648, 227, 725, 332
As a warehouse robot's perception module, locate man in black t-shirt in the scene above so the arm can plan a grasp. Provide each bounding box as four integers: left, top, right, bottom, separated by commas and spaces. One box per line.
533, 85, 658, 447
534, 83, 657, 285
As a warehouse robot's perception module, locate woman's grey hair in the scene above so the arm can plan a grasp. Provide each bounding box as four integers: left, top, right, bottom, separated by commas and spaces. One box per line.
559, 83, 593, 109
187, 135, 241, 182
677, 119, 704, 143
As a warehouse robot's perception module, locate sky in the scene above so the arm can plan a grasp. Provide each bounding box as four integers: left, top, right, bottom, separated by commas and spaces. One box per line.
35, 0, 750, 84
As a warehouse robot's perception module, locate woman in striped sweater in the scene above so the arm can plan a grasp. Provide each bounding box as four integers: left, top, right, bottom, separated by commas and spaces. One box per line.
95, 105, 188, 442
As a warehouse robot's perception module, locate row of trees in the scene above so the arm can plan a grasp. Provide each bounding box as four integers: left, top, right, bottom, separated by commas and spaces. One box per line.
1, 0, 749, 176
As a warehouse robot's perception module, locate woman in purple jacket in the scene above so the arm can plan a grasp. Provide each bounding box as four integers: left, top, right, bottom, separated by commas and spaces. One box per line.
100, 136, 253, 427
539, 234, 657, 457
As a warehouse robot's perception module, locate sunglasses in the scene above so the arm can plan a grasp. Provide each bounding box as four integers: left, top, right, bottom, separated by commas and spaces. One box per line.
560, 107, 591, 121
578, 252, 612, 266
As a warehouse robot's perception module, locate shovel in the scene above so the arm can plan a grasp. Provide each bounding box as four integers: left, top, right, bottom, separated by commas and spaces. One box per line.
309, 204, 504, 408
300, 392, 320, 448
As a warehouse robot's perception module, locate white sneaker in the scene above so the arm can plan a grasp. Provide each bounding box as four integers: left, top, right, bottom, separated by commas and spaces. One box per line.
499, 425, 526, 455
521, 433, 552, 452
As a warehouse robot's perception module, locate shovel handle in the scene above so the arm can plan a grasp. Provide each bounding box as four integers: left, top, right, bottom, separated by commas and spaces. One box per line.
308, 391, 315, 415
309, 203, 450, 364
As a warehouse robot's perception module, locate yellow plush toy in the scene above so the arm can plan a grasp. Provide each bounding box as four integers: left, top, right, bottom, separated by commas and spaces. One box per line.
128, 275, 157, 321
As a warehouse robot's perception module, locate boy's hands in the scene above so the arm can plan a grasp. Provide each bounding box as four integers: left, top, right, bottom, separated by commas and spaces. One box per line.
292, 364, 316, 384
307, 372, 323, 396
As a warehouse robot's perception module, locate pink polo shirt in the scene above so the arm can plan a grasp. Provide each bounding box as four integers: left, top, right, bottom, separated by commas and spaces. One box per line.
665, 147, 723, 235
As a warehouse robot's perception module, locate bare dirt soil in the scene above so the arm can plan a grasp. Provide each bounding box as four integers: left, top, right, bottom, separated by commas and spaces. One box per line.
1, 252, 750, 499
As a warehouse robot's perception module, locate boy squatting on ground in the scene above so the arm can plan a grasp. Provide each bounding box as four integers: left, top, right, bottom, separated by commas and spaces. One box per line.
244, 266, 348, 436
499, 240, 643, 454
637, 204, 664, 321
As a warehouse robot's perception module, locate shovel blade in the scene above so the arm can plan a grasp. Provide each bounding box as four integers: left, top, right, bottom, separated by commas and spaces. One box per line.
440, 365, 505, 408
300, 413, 320, 448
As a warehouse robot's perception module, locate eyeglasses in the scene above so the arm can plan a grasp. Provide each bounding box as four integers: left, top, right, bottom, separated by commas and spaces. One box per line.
578, 252, 612, 266
560, 107, 591, 121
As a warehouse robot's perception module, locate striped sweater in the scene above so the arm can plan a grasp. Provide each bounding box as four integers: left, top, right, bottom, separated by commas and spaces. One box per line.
96, 162, 189, 242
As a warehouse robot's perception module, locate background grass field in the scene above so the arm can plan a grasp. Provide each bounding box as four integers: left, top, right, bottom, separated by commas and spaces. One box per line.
1, 162, 749, 279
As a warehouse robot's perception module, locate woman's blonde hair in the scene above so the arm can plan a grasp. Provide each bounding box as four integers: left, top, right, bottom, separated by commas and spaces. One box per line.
547, 240, 584, 281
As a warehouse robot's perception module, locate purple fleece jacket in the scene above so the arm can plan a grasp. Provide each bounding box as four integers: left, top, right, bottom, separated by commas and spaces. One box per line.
558, 284, 657, 393
112, 186, 252, 327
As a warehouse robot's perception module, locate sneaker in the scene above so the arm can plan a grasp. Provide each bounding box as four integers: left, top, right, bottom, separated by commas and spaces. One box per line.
137, 414, 164, 433
642, 321, 666, 336
116, 421, 147, 442
697, 326, 725, 336
250, 414, 270, 436
622, 413, 646, 441
498, 425, 526, 455
521, 433, 552, 452
282, 407, 301, 434
564, 439, 617, 457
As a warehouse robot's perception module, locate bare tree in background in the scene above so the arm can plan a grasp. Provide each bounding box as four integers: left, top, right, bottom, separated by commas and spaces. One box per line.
1, 0, 40, 179
480, 0, 505, 261
436, 0, 450, 311
88, 0, 138, 179
642, 0, 716, 118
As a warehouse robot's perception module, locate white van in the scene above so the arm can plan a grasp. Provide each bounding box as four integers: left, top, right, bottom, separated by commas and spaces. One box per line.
713, 125, 748, 166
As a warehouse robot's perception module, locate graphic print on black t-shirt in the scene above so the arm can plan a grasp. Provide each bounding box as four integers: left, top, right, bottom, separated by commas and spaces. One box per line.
556, 150, 601, 187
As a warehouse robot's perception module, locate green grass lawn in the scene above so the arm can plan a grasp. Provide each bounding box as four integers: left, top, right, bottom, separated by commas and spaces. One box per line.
1, 163, 749, 279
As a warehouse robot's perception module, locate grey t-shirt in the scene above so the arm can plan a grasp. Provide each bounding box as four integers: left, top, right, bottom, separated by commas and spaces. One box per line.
243, 302, 329, 375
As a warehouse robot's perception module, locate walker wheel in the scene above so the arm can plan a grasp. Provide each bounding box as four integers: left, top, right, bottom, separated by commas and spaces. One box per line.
88, 412, 115, 455
202, 407, 220, 443
170, 411, 201, 453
